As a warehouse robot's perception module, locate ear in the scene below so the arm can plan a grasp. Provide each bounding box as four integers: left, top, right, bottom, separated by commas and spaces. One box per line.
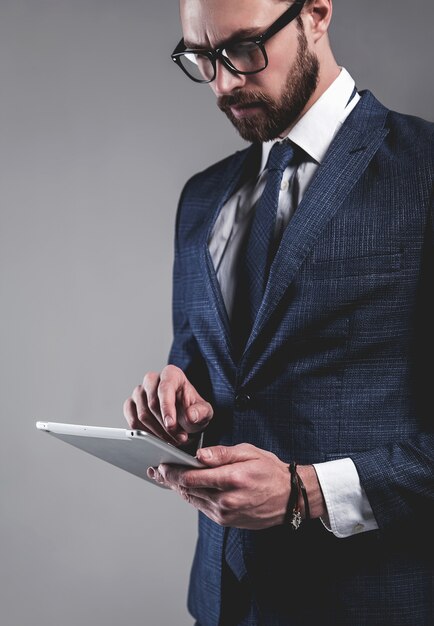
304, 0, 333, 43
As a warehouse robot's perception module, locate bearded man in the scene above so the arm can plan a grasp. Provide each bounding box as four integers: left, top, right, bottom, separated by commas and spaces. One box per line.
124, 1, 434, 624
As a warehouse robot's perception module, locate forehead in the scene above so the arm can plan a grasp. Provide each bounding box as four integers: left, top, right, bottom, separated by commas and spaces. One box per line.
180, 0, 284, 48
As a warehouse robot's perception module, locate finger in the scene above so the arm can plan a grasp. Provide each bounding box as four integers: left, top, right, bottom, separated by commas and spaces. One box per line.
178, 489, 215, 517
196, 443, 259, 467
157, 378, 179, 432
131, 384, 167, 437
124, 396, 157, 435
131, 385, 154, 425
124, 393, 162, 436
177, 400, 214, 433
128, 387, 181, 444
123, 397, 139, 429
138, 375, 188, 443
157, 368, 195, 443
159, 463, 236, 491
178, 486, 219, 502
140, 419, 182, 444
142, 371, 166, 423
147, 467, 172, 489
158, 366, 185, 430
176, 489, 230, 527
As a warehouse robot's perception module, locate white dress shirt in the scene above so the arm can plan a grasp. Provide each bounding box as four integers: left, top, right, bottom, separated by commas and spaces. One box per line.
208, 68, 378, 537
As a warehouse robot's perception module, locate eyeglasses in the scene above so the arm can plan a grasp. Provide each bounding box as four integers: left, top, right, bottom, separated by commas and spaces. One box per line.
171, 0, 307, 84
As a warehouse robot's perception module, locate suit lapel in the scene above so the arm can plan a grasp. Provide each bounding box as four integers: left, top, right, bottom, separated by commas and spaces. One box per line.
244, 90, 390, 356
197, 143, 260, 365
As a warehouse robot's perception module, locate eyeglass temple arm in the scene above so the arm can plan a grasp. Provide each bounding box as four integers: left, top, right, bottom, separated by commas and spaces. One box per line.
258, 0, 307, 42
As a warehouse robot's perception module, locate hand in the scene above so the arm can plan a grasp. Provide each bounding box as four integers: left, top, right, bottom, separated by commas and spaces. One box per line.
151, 444, 291, 529
152, 444, 326, 528
123, 364, 213, 445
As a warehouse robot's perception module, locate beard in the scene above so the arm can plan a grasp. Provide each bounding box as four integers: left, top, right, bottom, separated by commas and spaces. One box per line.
217, 26, 319, 143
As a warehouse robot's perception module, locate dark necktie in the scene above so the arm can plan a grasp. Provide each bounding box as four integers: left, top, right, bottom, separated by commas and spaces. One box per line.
232, 139, 299, 358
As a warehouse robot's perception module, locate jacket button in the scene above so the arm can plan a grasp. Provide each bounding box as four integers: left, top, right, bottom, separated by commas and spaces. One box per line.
235, 393, 251, 409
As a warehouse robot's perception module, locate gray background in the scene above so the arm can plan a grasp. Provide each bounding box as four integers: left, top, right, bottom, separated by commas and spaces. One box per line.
1, 1, 432, 625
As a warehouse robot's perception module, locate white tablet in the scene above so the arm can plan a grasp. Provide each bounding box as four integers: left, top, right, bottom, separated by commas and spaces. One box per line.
36, 421, 204, 486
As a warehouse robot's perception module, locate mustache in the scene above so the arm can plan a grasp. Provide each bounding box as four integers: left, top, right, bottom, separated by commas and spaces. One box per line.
217, 90, 273, 111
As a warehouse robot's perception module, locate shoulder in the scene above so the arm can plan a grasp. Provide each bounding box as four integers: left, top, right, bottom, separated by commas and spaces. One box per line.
173, 145, 254, 238
375, 96, 434, 165
179, 146, 252, 202
385, 109, 434, 155
381, 111, 434, 196
360, 92, 434, 218
354, 90, 434, 164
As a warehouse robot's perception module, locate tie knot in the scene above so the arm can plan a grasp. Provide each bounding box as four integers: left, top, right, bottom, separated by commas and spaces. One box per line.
266, 139, 297, 173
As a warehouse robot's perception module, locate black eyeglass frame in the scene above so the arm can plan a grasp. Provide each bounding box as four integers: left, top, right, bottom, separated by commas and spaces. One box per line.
171, 0, 307, 84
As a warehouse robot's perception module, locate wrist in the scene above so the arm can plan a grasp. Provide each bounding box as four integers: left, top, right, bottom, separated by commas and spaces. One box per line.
296, 465, 327, 519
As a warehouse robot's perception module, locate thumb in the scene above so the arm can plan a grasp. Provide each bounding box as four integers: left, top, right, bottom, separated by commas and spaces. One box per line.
196, 443, 258, 467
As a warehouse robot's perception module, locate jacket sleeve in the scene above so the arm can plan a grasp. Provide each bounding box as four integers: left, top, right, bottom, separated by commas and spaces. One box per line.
351, 182, 434, 531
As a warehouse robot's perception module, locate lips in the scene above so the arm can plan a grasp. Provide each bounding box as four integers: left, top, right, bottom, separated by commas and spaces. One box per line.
229, 102, 264, 119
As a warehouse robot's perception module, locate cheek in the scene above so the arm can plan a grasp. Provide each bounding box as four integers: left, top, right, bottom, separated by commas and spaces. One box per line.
248, 70, 284, 100
266, 51, 291, 78
250, 49, 294, 98
209, 82, 219, 97
264, 34, 298, 78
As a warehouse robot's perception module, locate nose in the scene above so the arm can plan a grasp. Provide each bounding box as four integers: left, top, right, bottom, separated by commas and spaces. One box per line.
211, 59, 247, 96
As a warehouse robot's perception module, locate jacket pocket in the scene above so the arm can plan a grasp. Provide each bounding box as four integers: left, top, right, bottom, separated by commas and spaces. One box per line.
311, 252, 402, 279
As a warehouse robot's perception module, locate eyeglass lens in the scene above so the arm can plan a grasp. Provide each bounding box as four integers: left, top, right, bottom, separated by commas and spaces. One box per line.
179, 41, 267, 82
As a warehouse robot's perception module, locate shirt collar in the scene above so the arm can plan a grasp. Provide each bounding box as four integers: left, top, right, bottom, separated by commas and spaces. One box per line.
260, 67, 358, 172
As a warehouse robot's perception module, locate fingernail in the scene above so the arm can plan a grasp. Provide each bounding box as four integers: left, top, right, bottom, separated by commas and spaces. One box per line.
190, 409, 198, 423
199, 448, 212, 460
147, 467, 156, 479
164, 415, 174, 428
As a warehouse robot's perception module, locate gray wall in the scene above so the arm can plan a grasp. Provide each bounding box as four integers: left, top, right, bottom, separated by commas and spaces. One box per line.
1, 1, 432, 625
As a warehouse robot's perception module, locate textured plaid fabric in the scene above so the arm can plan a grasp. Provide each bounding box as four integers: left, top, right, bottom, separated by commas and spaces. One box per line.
232, 140, 299, 359
169, 90, 434, 626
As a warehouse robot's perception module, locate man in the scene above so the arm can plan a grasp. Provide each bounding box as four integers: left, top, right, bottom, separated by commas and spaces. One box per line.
124, 0, 434, 624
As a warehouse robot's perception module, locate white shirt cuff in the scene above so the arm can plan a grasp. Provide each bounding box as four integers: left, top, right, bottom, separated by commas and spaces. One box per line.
313, 458, 379, 538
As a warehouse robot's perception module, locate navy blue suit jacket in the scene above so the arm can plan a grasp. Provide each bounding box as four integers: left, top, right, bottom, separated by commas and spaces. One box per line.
168, 91, 434, 626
